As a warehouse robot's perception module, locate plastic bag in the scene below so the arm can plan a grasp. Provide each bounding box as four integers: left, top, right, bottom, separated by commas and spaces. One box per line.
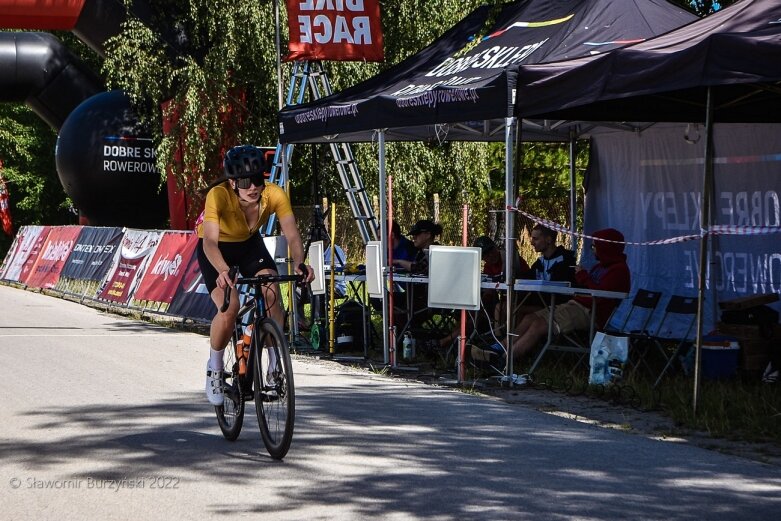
588, 332, 629, 385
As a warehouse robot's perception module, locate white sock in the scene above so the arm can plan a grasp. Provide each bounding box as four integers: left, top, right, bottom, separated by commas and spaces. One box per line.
209, 348, 224, 371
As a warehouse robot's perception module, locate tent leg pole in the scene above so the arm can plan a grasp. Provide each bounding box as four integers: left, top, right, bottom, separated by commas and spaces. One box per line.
569, 130, 578, 253
694, 87, 715, 415
378, 129, 390, 366
505, 117, 517, 380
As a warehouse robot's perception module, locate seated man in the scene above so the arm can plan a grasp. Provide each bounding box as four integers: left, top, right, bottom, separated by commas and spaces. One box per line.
473, 228, 630, 366
516, 224, 578, 312
523, 224, 577, 284
389, 220, 417, 268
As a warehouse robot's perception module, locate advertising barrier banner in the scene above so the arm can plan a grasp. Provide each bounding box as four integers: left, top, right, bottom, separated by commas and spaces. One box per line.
168, 239, 215, 321
24, 225, 82, 288
61, 226, 124, 281
134, 231, 196, 303
2, 226, 47, 281
0, 226, 25, 279
98, 229, 162, 304
17, 226, 51, 285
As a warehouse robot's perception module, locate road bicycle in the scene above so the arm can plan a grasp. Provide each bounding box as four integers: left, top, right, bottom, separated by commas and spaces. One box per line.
215, 266, 305, 459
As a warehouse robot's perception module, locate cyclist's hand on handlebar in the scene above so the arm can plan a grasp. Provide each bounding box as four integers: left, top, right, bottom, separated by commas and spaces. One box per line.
219, 267, 238, 313
296, 263, 315, 284
216, 268, 236, 290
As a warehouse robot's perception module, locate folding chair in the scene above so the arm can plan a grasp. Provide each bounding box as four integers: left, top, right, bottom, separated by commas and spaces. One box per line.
604, 288, 663, 336
603, 289, 663, 378
648, 294, 699, 388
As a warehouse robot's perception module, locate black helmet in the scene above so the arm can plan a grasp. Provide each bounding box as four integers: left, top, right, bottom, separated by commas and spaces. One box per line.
223, 145, 266, 179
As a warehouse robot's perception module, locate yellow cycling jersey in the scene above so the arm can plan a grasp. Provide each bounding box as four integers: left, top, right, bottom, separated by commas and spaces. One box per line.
196, 181, 294, 242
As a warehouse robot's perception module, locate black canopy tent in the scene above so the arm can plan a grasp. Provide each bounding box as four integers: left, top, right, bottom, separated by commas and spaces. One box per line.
279, 0, 696, 144
277, 0, 698, 369
513, 0, 781, 124
512, 0, 781, 407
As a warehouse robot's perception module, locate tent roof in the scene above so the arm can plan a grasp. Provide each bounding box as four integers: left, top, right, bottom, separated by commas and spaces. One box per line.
278, 0, 696, 143
514, 0, 781, 123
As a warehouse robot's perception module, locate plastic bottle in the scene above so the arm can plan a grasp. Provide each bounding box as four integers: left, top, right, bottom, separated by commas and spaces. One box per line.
242, 324, 253, 346
607, 355, 623, 382
236, 338, 246, 376
402, 332, 415, 361
237, 324, 253, 376
310, 322, 320, 351
591, 348, 607, 385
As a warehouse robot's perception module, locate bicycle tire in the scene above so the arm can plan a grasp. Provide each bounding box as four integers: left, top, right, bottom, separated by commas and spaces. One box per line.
252, 319, 295, 459
216, 332, 245, 440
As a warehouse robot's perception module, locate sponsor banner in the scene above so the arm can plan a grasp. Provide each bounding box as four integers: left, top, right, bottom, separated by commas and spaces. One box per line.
61, 226, 124, 281
24, 225, 83, 288
1, 226, 46, 281
17, 226, 51, 284
584, 123, 781, 330
98, 229, 162, 304
285, 0, 384, 62
134, 231, 197, 303
168, 241, 216, 321
0, 226, 25, 279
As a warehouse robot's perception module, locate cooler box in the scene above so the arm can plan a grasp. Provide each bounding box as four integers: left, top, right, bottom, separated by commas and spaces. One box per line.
701, 335, 740, 380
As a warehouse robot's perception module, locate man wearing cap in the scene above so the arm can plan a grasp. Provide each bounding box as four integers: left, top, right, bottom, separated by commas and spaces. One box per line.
395, 219, 443, 274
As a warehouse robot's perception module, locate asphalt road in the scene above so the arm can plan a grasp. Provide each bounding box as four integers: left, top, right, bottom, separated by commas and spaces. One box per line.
1, 284, 779, 520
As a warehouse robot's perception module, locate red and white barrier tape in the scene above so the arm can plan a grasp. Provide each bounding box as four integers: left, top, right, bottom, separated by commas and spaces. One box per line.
507, 206, 780, 246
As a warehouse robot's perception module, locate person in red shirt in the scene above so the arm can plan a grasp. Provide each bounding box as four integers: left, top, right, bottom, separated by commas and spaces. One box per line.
472, 228, 630, 366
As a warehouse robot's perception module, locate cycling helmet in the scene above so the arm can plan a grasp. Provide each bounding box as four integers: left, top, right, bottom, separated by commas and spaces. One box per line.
223, 145, 266, 179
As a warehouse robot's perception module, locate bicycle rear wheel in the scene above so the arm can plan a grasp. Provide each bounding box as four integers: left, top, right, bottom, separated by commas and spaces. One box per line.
216, 332, 245, 440
252, 319, 295, 459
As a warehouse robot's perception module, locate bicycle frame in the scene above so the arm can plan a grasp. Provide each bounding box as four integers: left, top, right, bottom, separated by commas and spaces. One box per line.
228, 272, 303, 395
217, 268, 304, 459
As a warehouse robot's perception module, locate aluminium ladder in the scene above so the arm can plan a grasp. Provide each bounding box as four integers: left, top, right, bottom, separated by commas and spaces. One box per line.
264, 61, 379, 244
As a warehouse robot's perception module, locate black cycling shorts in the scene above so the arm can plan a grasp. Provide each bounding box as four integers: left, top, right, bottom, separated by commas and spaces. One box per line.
196, 235, 277, 294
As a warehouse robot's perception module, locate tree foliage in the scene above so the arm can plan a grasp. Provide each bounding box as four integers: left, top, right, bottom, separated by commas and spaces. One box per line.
98, 0, 738, 213
0, 0, 742, 257
0, 105, 74, 255
101, 0, 510, 210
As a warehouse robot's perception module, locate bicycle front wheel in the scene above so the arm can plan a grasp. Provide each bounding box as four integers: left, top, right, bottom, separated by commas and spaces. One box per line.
216, 332, 245, 440
252, 319, 295, 459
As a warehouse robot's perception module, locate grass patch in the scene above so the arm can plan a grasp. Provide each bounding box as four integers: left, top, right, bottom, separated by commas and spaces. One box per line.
529, 357, 781, 445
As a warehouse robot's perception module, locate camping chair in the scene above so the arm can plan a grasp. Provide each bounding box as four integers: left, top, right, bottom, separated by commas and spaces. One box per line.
603, 288, 664, 378
648, 294, 699, 388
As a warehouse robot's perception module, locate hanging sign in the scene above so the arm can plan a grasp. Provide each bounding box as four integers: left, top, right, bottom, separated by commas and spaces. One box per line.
285, 0, 384, 62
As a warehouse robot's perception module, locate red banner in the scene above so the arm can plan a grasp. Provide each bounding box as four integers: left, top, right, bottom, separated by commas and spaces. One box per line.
17, 226, 51, 285
98, 229, 162, 304
285, 0, 384, 62
0, 0, 86, 30
134, 231, 197, 303
24, 225, 82, 288
0, 162, 12, 236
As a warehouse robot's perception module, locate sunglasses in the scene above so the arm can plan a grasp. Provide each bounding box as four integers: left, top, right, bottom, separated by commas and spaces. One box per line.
234, 174, 265, 189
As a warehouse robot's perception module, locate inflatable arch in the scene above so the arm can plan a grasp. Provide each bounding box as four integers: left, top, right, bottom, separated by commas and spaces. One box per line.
0, 0, 179, 228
